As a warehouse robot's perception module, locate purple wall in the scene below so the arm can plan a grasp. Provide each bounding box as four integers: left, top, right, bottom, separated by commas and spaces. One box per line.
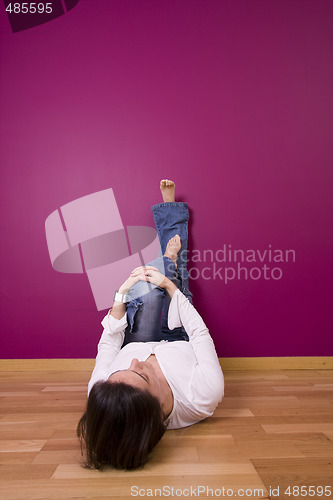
0, 0, 332, 359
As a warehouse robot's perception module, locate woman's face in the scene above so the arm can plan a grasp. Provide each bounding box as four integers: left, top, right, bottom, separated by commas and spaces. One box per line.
108, 358, 163, 404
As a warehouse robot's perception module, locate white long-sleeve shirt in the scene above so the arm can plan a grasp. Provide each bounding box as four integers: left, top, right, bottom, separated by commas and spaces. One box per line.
88, 289, 224, 429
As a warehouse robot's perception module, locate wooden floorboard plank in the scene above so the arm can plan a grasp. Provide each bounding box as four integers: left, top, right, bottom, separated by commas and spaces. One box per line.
0, 439, 47, 452
252, 457, 333, 500
0, 478, 270, 500
52, 461, 258, 478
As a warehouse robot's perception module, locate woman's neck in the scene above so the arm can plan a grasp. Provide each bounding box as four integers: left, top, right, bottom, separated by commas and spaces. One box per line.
146, 355, 174, 419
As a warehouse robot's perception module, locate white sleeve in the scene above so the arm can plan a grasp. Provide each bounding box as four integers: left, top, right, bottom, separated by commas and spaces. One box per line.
87, 311, 127, 395
168, 289, 224, 405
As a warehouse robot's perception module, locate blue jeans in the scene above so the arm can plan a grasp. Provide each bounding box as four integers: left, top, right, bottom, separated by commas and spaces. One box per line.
122, 202, 192, 346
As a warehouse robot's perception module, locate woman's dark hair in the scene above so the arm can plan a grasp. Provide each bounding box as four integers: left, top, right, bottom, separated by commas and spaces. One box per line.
77, 381, 166, 470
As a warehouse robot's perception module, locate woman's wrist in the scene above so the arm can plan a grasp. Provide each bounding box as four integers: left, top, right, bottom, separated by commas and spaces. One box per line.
118, 277, 136, 295
164, 280, 178, 298
109, 301, 126, 319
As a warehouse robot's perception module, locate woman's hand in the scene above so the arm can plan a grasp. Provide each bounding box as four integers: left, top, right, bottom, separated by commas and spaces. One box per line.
118, 266, 159, 294
132, 266, 178, 298
135, 267, 168, 288
111, 266, 162, 320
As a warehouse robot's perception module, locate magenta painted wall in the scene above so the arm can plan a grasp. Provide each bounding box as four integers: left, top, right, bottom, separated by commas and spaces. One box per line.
0, 0, 332, 359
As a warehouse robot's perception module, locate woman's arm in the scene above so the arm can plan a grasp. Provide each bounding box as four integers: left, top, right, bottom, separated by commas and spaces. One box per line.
168, 290, 224, 404
109, 265, 160, 319
87, 313, 126, 394
139, 268, 223, 399
88, 266, 159, 393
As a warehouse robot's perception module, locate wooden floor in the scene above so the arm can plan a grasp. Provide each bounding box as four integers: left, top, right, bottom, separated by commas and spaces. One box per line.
1, 369, 333, 500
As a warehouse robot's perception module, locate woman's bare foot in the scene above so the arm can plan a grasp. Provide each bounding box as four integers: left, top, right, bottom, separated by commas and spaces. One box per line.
160, 179, 175, 202
164, 234, 181, 268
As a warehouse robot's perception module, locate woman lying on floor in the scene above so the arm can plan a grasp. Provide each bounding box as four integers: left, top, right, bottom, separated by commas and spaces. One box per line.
77, 179, 224, 470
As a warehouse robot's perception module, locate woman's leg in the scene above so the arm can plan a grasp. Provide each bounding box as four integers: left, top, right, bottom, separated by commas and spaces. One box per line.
122, 255, 182, 345
123, 180, 191, 345
122, 287, 163, 345
160, 258, 189, 342
152, 180, 192, 341
152, 180, 192, 303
